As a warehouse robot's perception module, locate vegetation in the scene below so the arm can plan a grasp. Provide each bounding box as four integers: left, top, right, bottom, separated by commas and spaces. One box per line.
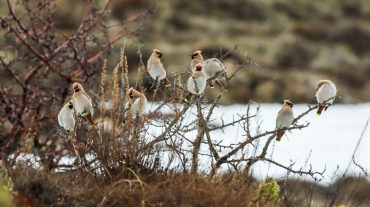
0, 0, 369, 206
254, 177, 280, 205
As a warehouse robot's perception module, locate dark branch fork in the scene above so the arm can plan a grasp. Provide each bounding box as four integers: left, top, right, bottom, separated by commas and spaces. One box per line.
206, 94, 341, 178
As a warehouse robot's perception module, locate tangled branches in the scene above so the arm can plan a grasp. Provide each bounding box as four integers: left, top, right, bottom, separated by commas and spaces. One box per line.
0, 0, 328, 186
0, 0, 151, 158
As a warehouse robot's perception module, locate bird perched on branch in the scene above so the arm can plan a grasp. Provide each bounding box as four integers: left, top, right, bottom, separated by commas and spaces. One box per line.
191, 50, 227, 88
72, 82, 95, 126
147, 49, 171, 87
186, 63, 207, 101
275, 100, 294, 141
315, 80, 337, 115
58, 101, 75, 132
127, 87, 148, 118
191, 50, 204, 69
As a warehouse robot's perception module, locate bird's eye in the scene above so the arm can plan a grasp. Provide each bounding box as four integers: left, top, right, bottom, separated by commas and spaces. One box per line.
68, 105, 73, 109
155, 52, 163, 58
74, 88, 80, 92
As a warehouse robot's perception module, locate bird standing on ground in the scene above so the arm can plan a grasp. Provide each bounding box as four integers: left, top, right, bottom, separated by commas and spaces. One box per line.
315, 80, 337, 115
127, 87, 148, 117
275, 100, 294, 141
191, 50, 227, 88
147, 49, 171, 86
186, 63, 207, 100
58, 101, 75, 132
72, 82, 95, 126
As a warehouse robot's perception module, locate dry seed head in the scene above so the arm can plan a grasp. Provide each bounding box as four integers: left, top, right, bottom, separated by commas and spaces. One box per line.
100, 59, 107, 117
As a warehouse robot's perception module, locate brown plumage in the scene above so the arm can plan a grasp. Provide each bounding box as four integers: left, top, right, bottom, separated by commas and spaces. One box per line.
127, 87, 148, 117
147, 49, 170, 86
84, 113, 95, 127
317, 104, 326, 115
276, 130, 285, 141
315, 80, 337, 115
191, 50, 204, 69
72, 82, 95, 126
275, 100, 294, 141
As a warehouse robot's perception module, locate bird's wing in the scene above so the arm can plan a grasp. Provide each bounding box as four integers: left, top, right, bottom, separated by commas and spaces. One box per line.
204, 58, 226, 79
147, 59, 152, 72
83, 92, 94, 115
58, 110, 64, 127
275, 110, 281, 128
213, 58, 226, 70
83, 91, 92, 103
276, 108, 293, 128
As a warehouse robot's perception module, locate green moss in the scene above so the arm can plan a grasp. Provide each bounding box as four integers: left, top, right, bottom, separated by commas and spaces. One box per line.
254, 177, 280, 205
0, 173, 14, 207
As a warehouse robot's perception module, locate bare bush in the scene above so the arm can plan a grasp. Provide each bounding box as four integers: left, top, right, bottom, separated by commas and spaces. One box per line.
0, 1, 349, 206
0, 0, 150, 163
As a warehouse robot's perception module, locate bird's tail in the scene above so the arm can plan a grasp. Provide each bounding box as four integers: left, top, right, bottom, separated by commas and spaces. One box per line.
317, 104, 326, 115
276, 129, 285, 141
84, 114, 96, 128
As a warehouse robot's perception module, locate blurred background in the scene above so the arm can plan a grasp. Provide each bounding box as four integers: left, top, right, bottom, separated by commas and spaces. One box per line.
2, 0, 370, 104
0, 2, 369, 205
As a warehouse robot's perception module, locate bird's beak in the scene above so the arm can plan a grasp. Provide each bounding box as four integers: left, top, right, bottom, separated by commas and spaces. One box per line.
158, 53, 163, 58
74, 88, 80, 92
191, 55, 195, 59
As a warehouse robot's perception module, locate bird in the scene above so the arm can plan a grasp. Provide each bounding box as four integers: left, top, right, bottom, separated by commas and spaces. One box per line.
275, 100, 294, 141
71, 82, 95, 126
147, 49, 171, 86
191, 50, 204, 69
186, 63, 207, 101
58, 101, 75, 132
126, 87, 148, 118
203, 58, 227, 87
191, 50, 227, 88
315, 80, 337, 115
